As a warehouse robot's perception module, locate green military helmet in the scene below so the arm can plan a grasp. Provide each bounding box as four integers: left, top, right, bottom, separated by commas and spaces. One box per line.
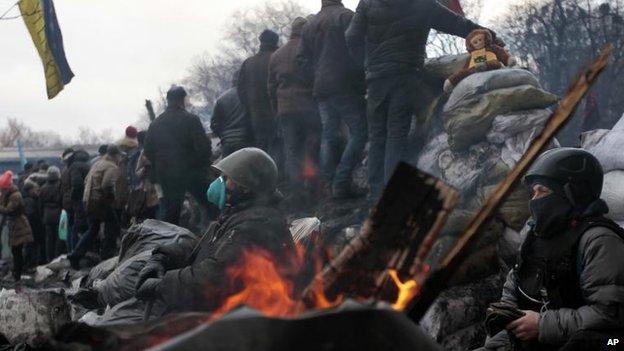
524, 147, 604, 207
212, 147, 278, 195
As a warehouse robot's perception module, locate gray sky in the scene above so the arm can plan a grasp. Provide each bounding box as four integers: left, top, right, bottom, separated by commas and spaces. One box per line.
0, 0, 507, 139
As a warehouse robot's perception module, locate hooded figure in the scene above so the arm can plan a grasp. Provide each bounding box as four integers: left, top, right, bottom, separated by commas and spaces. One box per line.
478, 148, 624, 351
237, 29, 280, 153
39, 166, 64, 261
135, 148, 296, 314
0, 171, 33, 281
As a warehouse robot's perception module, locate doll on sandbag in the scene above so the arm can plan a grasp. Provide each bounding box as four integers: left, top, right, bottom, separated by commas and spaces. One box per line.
443, 29, 517, 93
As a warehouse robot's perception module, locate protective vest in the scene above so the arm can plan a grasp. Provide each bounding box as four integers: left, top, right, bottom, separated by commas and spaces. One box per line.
516, 216, 624, 312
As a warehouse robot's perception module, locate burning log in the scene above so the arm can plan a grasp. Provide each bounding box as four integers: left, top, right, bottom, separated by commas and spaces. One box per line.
302, 162, 459, 308
409, 44, 614, 321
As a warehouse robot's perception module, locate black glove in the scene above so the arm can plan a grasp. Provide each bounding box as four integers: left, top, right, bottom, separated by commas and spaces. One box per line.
136, 278, 163, 301
135, 253, 167, 292
485, 301, 526, 336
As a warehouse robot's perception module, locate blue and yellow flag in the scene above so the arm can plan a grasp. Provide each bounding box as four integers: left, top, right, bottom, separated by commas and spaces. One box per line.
19, 0, 74, 99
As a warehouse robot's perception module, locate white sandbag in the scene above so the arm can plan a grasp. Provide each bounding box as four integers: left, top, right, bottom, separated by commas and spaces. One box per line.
445, 69, 541, 112
582, 129, 624, 172
417, 133, 450, 175
437, 142, 501, 192
601, 171, 624, 221
487, 109, 551, 144
613, 113, 624, 131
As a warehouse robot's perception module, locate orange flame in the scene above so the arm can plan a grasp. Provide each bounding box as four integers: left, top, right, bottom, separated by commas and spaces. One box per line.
388, 269, 420, 311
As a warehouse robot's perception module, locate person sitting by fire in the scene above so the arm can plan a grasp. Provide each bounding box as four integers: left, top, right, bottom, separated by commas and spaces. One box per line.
135, 148, 296, 313
476, 148, 624, 351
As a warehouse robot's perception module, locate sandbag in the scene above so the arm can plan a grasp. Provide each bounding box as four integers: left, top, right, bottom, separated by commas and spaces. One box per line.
417, 133, 449, 177
601, 171, 624, 222
581, 129, 624, 173
437, 142, 501, 193
118, 219, 197, 264
446, 69, 541, 112
487, 109, 552, 144
95, 251, 151, 307
444, 85, 559, 151
0, 289, 71, 347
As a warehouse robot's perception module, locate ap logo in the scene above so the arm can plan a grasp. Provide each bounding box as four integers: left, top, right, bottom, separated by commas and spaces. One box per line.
607, 338, 620, 346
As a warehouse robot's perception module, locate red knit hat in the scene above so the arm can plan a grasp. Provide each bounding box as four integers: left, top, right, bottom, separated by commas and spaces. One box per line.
125, 126, 138, 138
0, 171, 14, 190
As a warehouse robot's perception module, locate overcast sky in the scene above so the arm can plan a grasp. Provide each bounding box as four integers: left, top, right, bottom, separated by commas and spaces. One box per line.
0, 0, 508, 139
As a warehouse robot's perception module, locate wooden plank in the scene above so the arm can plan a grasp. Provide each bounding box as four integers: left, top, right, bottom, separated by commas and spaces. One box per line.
408, 44, 614, 321
301, 162, 459, 306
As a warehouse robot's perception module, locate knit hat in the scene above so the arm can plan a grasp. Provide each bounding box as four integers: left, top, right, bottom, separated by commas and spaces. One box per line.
125, 126, 138, 139
0, 171, 13, 190
259, 29, 279, 46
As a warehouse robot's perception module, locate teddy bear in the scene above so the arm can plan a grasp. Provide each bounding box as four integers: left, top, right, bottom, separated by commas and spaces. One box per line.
443, 29, 517, 93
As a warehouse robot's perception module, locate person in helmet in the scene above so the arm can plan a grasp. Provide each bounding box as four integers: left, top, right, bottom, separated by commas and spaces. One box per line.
477, 148, 624, 351
135, 148, 296, 313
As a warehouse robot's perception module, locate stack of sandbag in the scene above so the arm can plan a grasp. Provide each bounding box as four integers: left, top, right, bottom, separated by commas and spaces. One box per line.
582, 113, 624, 226
415, 67, 560, 350
442, 69, 558, 151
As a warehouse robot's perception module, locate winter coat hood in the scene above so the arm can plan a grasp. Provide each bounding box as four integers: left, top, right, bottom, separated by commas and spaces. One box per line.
117, 136, 139, 153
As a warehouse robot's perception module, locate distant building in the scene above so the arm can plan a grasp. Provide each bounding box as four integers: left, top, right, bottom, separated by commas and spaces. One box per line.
0, 146, 100, 175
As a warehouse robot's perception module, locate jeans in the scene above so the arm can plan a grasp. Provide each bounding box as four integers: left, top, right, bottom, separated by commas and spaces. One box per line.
44, 223, 58, 262
72, 206, 120, 260
367, 75, 421, 200
318, 94, 367, 190
281, 112, 321, 189
69, 200, 88, 253
11, 244, 24, 281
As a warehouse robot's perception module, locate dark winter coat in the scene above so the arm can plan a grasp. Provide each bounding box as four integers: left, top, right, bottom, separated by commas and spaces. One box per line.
297, 0, 365, 98
144, 106, 212, 184
60, 166, 72, 211
485, 223, 624, 349
346, 0, 482, 81
268, 35, 317, 117
83, 155, 119, 220
0, 185, 34, 247
210, 87, 253, 151
39, 179, 63, 226
237, 46, 277, 129
157, 195, 296, 313
69, 150, 91, 202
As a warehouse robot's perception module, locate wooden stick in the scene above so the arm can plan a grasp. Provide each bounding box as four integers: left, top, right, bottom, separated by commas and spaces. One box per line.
409, 44, 614, 321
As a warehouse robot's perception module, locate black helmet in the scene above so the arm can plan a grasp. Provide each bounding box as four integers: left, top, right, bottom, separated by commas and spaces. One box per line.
524, 148, 603, 207
213, 148, 278, 195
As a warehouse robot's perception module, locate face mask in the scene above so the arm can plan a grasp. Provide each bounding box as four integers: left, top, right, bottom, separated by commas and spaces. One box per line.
207, 177, 227, 211
529, 194, 573, 237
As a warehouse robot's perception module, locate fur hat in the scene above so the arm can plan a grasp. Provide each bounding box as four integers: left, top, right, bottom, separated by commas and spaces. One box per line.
47, 166, 61, 182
